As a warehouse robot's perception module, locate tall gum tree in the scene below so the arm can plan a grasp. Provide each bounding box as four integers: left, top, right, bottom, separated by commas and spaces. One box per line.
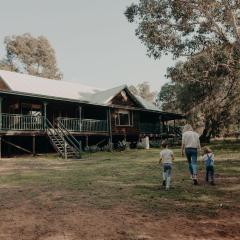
126, 0, 240, 141
2, 33, 62, 80
125, 0, 240, 58
167, 45, 240, 142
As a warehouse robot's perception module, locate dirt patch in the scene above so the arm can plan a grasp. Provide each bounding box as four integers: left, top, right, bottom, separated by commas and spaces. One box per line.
0, 190, 239, 240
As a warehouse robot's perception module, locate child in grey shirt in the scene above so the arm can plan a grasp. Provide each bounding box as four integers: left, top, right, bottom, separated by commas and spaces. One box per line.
159, 141, 175, 190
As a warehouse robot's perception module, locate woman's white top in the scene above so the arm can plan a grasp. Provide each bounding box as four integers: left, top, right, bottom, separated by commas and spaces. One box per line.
182, 130, 201, 149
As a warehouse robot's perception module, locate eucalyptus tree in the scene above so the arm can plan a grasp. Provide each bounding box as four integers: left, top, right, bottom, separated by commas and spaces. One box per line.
126, 0, 240, 141
129, 82, 157, 103
2, 33, 62, 80
167, 45, 240, 142
125, 0, 240, 58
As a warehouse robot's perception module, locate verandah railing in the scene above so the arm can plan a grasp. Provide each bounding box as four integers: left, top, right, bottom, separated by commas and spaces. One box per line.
0, 114, 108, 132
58, 117, 108, 132
0, 114, 181, 136
139, 122, 182, 136
139, 122, 161, 134
1, 113, 44, 131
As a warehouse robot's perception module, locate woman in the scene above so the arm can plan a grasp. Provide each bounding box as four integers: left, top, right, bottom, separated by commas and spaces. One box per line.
181, 124, 201, 185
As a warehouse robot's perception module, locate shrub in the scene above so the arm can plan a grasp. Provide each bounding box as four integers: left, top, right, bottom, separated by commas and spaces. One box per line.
136, 142, 145, 149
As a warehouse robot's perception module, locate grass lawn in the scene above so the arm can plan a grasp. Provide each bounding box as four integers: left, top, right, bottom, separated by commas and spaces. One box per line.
0, 140, 239, 239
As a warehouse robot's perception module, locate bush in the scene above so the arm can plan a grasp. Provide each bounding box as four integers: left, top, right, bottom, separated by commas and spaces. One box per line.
136, 142, 145, 149
115, 140, 130, 151
84, 145, 100, 153
102, 143, 113, 152
150, 140, 160, 148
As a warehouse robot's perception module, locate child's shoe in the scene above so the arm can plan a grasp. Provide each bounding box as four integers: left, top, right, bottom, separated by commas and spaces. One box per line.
210, 181, 215, 185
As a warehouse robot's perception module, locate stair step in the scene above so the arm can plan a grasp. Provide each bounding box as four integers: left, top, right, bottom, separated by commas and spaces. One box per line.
52, 138, 63, 142
52, 138, 63, 141
52, 140, 63, 143
53, 142, 64, 144
52, 137, 62, 140
47, 125, 80, 159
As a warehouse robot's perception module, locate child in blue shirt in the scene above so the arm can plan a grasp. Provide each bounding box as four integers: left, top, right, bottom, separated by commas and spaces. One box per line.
202, 146, 215, 185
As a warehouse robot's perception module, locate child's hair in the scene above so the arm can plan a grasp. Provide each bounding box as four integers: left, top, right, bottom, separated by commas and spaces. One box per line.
202, 146, 212, 154
161, 140, 168, 148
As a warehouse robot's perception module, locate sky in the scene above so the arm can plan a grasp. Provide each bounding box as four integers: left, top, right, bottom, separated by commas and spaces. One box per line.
0, 0, 175, 91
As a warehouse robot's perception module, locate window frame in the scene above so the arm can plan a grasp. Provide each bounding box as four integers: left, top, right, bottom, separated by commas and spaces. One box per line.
115, 110, 133, 127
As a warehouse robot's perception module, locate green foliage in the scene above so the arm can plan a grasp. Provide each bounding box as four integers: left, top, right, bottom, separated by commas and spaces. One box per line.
125, 0, 240, 58
157, 83, 178, 111
136, 142, 145, 149
168, 45, 240, 141
126, 1, 240, 141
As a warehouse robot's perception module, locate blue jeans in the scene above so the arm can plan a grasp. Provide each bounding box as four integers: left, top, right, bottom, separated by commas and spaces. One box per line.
206, 165, 214, 182
185, 148, 198, 176
163, 163, 172, 188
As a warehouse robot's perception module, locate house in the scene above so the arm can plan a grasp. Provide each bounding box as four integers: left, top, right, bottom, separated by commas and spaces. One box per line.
0, 70, 183, 158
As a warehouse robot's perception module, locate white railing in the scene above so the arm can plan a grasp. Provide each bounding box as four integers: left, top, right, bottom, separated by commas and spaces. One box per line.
58, 118, 108, 132
1, 113, 44, 131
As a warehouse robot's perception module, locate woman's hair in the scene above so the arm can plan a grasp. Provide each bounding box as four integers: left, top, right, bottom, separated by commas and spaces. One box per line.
202, 146, 212, 154
182, 124, 193, 133
161, 140, 168, 148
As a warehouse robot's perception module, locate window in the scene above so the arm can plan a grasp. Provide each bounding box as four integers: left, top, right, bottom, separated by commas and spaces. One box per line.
115, 110, 132, 126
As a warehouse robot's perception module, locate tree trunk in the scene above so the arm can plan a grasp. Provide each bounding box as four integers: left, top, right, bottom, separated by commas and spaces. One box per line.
200, 117, 220, 143
200, 128, 212, 143
200, 118, 213, 143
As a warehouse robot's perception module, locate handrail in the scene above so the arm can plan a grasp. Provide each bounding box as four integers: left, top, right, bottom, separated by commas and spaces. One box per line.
1, 113, 42, 118
46, 119, 65, 149
46, 118, 81, 158
139, 122, 182, 136
46, 118, 64, 156
46, 118, 60, 136
58, 117, 104, 122
56, 120, 81, 157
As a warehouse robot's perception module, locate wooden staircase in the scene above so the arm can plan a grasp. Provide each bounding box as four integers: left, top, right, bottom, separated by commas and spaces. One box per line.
46, 119, 81, 159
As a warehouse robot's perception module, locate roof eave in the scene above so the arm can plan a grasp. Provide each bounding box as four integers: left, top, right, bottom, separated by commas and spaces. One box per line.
0, 90, 185, 119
